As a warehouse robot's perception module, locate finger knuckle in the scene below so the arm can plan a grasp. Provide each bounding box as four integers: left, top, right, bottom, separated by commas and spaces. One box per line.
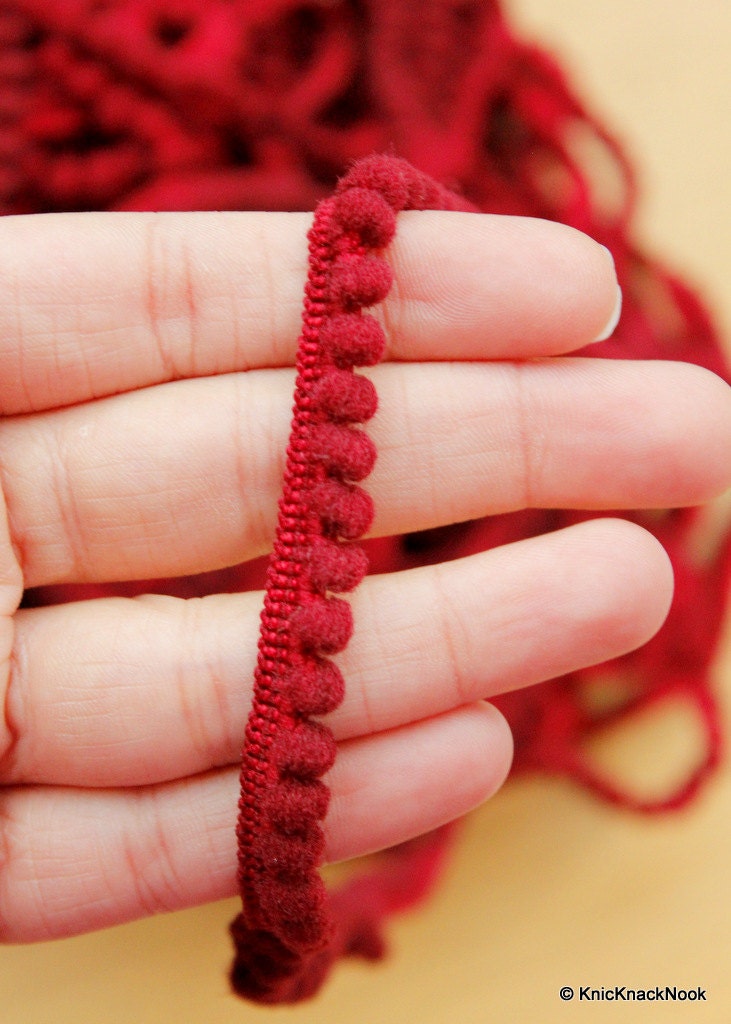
142, 216, 201, 379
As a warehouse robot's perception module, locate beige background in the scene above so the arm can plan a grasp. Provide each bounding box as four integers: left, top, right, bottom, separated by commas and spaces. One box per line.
4, 2, 731, 1021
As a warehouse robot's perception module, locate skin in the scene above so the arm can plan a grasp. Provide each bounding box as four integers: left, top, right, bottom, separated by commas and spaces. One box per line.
0, 210, 729, 942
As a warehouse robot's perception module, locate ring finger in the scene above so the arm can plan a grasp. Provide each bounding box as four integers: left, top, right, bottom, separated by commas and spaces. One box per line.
2, 518, 673, 788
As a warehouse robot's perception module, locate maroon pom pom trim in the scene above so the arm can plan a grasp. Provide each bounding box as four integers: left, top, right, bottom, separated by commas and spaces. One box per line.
230, 154, 472, 1004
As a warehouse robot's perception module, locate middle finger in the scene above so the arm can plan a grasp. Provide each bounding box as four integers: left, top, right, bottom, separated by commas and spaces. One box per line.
0, 358, 727, 587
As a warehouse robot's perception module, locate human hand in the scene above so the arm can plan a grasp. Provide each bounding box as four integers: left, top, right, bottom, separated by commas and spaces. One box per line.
0, 210, 729, 941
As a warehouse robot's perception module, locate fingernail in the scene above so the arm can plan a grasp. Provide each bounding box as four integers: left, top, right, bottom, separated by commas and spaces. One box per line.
592, 283, 623, 342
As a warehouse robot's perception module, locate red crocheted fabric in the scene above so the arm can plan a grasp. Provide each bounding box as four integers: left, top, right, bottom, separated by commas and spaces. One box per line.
4, 0, 729, 1005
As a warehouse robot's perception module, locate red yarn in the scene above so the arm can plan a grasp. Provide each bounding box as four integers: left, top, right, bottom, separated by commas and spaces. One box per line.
4, 0, 729, 1006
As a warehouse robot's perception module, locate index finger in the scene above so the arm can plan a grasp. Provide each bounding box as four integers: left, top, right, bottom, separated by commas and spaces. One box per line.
0, 210, 618, 415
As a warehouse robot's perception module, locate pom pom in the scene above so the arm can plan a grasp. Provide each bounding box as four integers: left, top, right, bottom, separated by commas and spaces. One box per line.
272, 719, 337, 778
258, 825, 326, 882
312, 368, 378, 423
256, 873, 330, 951
337, 154, 412, 210
229, 921, 300, 997
264, 777, 330, 835
329, 253, 392, 310
336, 155, 455, 212
311, 479, 374, 539
331, 187, 397, 248
291, 595, 353, 654
284, 657, 346, 716
310, 422, 377, 481
307, 537, 369, 593
319, 313, 385, 368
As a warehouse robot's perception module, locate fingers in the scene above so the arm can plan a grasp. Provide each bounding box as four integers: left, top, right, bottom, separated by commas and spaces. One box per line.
0, 517, 673, 942
0, 704, 509, 941
0, 358, 728, 587
2, 520, 672, 788
0, 210, 618, 415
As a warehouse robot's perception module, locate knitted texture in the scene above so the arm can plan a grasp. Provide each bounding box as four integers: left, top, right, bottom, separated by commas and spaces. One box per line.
4, 0, 729, 1004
